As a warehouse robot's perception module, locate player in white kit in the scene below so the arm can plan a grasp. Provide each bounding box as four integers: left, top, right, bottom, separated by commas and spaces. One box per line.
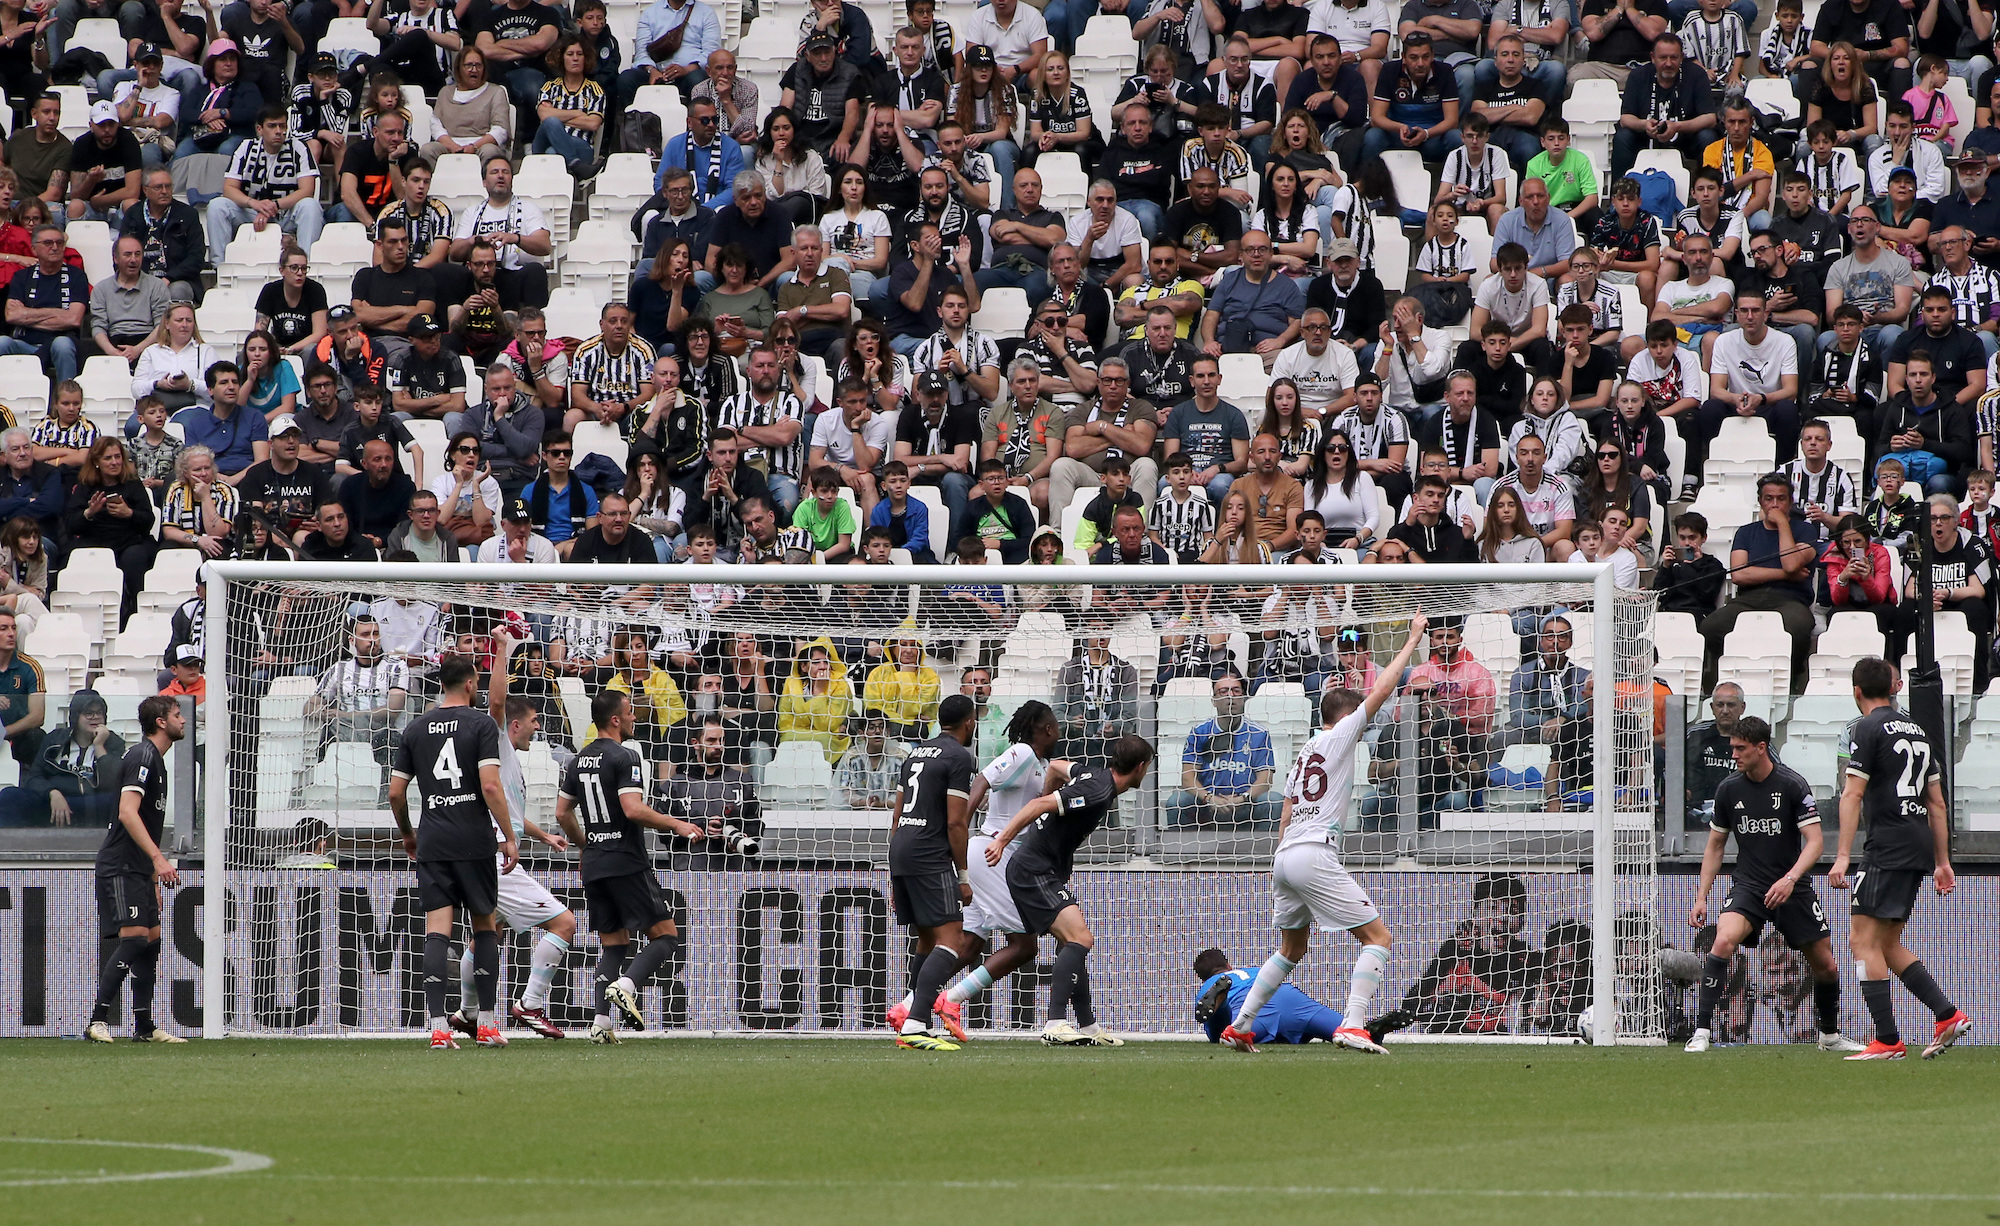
887, 701, 1066, 1041
1221, 614, 1428, 1055
448, 629, 580, 1040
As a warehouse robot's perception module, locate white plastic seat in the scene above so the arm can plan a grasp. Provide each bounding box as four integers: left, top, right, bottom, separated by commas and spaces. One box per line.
1377, 151, 1431, 224
766, 740, 833, 807
66, 220, 114, 285
1372, 215, 1411, 293
71, 17, 127, 67
542, 286, 600, 340
1217, 352, 1269, 405
195, 287, 257, 353
589, 154, 657, 221
970, 287, 1030, 338
320, 17, 379, 61
54, 85, 89, 139
1631, 149, 1691, 203
144, 549, 205, 594
572, 421, 624, 470
0, 355, 49, 420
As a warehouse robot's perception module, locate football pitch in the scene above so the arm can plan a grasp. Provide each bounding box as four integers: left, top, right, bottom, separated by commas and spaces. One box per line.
3, 1039, 1996, 1226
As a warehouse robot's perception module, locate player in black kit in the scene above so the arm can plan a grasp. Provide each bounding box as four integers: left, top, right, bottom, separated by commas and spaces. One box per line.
1831, 658, 1973, 1060
554, 689, 707, 1045
1683, 716, 1863, 1054
389, 656, 517, 1051
887, 694, 979, 1051
985, 733, 1155, 1047
85, 696, 189, 1044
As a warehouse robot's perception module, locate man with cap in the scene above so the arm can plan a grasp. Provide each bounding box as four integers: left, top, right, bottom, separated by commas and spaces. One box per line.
290, 52, 351, 167
1863, 102, 1947, 204
238, 412, 330, 539
109, 46, 183, 170
388, 313, 466, 424
160, 642, 207, 707
892, 371, 982, 543
781, 31, 865, 162
476, 497, 562, 564
206, 104, 325, 265
1308, 238, 1390, 372
1932, 151, 2000, 269
349, 212, 438, 366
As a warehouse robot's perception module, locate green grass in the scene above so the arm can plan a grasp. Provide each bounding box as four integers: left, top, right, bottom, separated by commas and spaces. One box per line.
3, 1039, 1997, 1226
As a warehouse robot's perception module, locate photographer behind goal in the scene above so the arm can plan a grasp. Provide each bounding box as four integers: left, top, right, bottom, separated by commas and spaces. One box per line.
662, 713, 764, 867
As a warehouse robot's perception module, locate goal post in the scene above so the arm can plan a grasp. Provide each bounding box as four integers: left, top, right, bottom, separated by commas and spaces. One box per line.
202, 560, 1658, 1045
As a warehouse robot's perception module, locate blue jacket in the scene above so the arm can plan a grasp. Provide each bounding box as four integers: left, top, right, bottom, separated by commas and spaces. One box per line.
0, 461, 63, 536
658, 132, 744, 209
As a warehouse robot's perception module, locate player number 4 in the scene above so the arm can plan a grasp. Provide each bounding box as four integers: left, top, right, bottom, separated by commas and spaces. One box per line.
433, 739, 464, 790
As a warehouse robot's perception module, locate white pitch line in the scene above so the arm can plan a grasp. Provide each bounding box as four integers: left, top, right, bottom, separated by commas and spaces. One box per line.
0, 1140, 274, 1188
272, 1172, 2000, 1204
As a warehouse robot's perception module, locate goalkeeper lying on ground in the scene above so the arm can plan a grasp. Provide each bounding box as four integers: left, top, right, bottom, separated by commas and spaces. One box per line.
1194, 948, 1412, 1046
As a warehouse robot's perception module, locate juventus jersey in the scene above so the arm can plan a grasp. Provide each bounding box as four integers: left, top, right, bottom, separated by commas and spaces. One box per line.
391, 705, 504, 862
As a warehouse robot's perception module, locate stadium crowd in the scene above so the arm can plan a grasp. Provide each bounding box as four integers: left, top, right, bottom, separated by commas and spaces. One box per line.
2, 0, 1999, 831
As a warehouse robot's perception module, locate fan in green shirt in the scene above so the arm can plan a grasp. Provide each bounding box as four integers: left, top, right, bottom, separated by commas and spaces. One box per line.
1524, 122, 1601, 221
791, 469, 860, 562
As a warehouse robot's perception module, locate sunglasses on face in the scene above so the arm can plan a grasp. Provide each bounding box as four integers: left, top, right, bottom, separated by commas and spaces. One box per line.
545, 448, 571, 457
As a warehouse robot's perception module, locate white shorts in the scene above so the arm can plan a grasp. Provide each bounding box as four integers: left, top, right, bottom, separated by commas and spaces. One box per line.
962, 834, 1025, 935
1270, 843, 1380, 933
494, 852, 568, 932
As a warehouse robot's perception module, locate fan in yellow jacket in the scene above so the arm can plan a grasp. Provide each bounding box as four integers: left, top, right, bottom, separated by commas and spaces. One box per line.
861, 626, 940, 742
778, 635, 856, 758
592, 630, 688, 744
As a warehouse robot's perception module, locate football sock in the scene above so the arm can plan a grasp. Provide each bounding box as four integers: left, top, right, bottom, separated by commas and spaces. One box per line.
908, 946, 926, 1003
945, 965, 994, 1005
594, 944, 629, 1020
472, 929, 500, 1013
1896, 960, 1956, 1021
1071, 963, 1096, 1028
1343, 944, 1391, 1027
1861, 978, 1899, 1045
906, 945, 960, 1031
1812, 978, 1842, 1035
1231, 952, 1296, 1032
91, 935, 146, 1025
618, 933, 682, 999
457, 943, 476, 1017
1049, 943, 1090, 1023
1695, 954, 1730, 1030
423, 932, 451, 1032
522, 931, 568, 1011
128, 939, 161, 1035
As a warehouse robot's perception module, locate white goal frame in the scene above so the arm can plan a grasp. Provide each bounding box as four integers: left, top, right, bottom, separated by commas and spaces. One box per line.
202, 561, 1641, 1045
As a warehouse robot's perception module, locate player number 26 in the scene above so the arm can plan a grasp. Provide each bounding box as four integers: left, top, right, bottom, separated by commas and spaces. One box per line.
1297, 753, 1329, 803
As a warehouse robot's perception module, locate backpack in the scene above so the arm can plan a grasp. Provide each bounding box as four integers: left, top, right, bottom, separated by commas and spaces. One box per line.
1629, 169, 1683, 231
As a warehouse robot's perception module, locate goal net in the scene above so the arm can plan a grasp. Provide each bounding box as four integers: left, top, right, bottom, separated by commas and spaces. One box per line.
202, 561, 1662, 1044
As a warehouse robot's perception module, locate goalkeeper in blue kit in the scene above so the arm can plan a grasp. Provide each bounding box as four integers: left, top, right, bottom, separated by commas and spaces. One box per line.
1193, 949, 1411, 1046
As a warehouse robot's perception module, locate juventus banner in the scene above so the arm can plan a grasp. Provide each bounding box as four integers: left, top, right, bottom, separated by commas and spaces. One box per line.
0, 867, 1988, 1042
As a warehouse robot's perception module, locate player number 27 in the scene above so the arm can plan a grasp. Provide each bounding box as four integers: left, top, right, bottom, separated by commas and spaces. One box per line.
1296, 753, 1329, 803
1892, 738, 1931, 798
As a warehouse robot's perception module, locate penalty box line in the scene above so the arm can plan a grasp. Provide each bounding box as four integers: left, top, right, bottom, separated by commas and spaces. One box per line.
272, 1172, 2000, 1204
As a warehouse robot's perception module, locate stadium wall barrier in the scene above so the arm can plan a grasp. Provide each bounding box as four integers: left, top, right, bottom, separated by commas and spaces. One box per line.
1, 868, 1981, 1043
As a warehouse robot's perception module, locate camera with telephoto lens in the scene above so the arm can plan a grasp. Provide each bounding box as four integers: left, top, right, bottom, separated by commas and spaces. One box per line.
717, 823, 760, 857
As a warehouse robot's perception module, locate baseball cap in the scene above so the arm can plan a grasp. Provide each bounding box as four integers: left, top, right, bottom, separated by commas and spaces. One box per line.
1353, 371, 1381, 388
307, 51, 339, 74
269, 413, 303, 436
1326, 238, 1359, 261
803, 30, 839, 49
410, 312, 442, 336
503, 497, 532, 522
1960, 150, 1990, 167
916, 371, 948, 394
205, 38, 239, 61
964, 43, 995, 67
134, 42, 163, 62
1888, 165, 1917, 182
170, 643, 205, 669
89, 100, 118, 126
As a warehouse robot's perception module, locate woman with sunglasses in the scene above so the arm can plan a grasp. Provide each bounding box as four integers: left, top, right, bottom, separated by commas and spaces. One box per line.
1301, 429, 1377, 551
836, 317, 911, 416
431, 430, 500, 546
766, 318, 820, 412
1577, 437, 1655, 564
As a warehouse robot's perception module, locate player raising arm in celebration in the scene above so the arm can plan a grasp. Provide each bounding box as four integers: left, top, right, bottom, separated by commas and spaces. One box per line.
85, 697, 190, 1044
1220, 615, 1428, 1056
554, 690, 707, 1045
1684, 716, 1863, 1054
390, 657, 518, 1051
1830, 658, 1972, 1060
886, 694, 980, 1051
441, 629, 581, 1041
986, 734, 1156, 1047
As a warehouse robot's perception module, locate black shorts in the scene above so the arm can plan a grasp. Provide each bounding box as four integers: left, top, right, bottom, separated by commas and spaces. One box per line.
584, 870, 672, 936
95, 872, 158, 938
1852, 866, 1926, 922
890, 869, 961, 930
1005, 861, 1079, 936
416, 858, 500, 917
1724, 880, 1831, 950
